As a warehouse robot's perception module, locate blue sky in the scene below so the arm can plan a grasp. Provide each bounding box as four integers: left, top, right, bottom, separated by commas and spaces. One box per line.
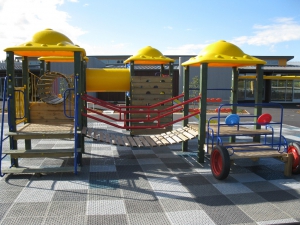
1, 0, 300, 61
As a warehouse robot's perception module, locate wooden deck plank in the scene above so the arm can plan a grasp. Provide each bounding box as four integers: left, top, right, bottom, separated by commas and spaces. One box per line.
93, 130, 100, 140
183, 127, 198, 136
110, 134, 117, 145
82, 127, 87, 135
87, 128, 94, 137
116, 135, 125, 146
122, 136, 131, 147
155, 135, 170, 145
133, 137, 144, 147
138, 136, 151, 147
105, 133, 111, 144
161, 134, 176, 145
171, 130, 189, 141
99, 132, 106, 142
150, 135, 164, 146
165, 132, 182, 143
144, 136, 157, 147
127, 136, 137, 147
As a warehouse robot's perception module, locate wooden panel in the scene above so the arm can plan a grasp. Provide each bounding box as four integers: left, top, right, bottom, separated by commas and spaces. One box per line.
30, 111, 72, 120
130, 100, 172, 106
131, 82, 172, 89
132, 76, 172, 83
30, 102, 74, 111
132, 89, 172, 95
131, 94, 173, 101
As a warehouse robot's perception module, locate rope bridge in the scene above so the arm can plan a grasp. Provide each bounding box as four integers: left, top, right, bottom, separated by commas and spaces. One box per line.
82, 126, 198, 147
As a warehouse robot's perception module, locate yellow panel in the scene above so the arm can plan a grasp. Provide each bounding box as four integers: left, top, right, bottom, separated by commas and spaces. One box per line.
86, 68, 130, 92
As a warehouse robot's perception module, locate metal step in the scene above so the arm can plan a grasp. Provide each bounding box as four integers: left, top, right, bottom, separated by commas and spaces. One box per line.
1, 166, 81, 174
2, 148, 81, 158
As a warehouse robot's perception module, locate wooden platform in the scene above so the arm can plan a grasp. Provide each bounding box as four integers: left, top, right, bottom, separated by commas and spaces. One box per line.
188, 123, 273, 136
82, 126, 198, 147
7, 122, 75, 140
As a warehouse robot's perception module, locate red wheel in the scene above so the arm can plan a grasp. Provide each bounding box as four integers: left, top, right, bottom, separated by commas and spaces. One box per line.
288, 142, 300, 174
210, 145, 230, 180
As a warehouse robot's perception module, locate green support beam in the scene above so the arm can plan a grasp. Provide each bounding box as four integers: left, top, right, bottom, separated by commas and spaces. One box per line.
6, 51, 18, 166
22, 56, 31, 150
169, 62, 174, 77
46, 62, 51, 73
39, 60, 45, 76
229, 67, 239, 143
74, 51, 84, 162
127, 61, 135, 129
182, 66, 189, 152
160, 64, 164, 76
198, 63, 208, 163
253, 64, 264, 142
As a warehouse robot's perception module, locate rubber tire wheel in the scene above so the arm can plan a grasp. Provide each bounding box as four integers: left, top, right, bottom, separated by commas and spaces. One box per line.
210, 145, 230, 180
288, 142, 300, 174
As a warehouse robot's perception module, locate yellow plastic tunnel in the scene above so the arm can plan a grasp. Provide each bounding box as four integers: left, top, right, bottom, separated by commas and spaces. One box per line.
86, 68, 130, 92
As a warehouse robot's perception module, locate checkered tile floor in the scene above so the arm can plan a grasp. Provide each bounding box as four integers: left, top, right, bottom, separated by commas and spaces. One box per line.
1, 122, 300, 225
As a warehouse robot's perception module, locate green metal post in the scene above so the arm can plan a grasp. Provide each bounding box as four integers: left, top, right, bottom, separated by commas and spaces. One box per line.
46, 62, 51, 73
6, 52, 18, 166
169, 62, 174, 77
182, 66, 189, 151
22, 56, 31, 150
82, 59, 87, 132
229, 67, 239, 143
253, 64, 264, 142
39, 60, 45, 76
127, 61, 134, 130
198, 63, 208, 163
160, 64, 164, 76
74, 52, 84, 164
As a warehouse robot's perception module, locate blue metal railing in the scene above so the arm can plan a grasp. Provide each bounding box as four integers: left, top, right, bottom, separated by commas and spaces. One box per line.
206, 102, 287, 155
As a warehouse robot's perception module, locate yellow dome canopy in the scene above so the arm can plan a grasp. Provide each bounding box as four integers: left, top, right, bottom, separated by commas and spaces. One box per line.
124, 46, 174, 65
182, 40, 266, 67
4, 28, 86, 57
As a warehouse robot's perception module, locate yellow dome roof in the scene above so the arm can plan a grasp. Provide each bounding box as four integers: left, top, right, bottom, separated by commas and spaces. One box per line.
124, 46, 174, 64
182, 40, 266, 67
4, 28, 86, 57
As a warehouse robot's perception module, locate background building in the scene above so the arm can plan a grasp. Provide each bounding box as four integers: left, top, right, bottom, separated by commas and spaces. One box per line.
1, 55, 300, 104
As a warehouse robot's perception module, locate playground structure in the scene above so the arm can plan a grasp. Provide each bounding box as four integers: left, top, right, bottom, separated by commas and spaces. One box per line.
1, 29, 300, 179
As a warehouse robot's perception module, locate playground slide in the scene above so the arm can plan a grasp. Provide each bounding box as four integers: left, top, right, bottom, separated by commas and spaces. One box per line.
86, 68, 130, 92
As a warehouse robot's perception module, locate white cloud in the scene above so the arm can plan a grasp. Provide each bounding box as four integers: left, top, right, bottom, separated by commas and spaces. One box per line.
0, 0, 86, 58
164, 43, 207, 55
231, 17, 300, 46
164, 26, 173, 30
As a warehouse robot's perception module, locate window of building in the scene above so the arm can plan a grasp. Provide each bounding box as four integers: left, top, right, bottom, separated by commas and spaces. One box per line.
265, 60, 279, 66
